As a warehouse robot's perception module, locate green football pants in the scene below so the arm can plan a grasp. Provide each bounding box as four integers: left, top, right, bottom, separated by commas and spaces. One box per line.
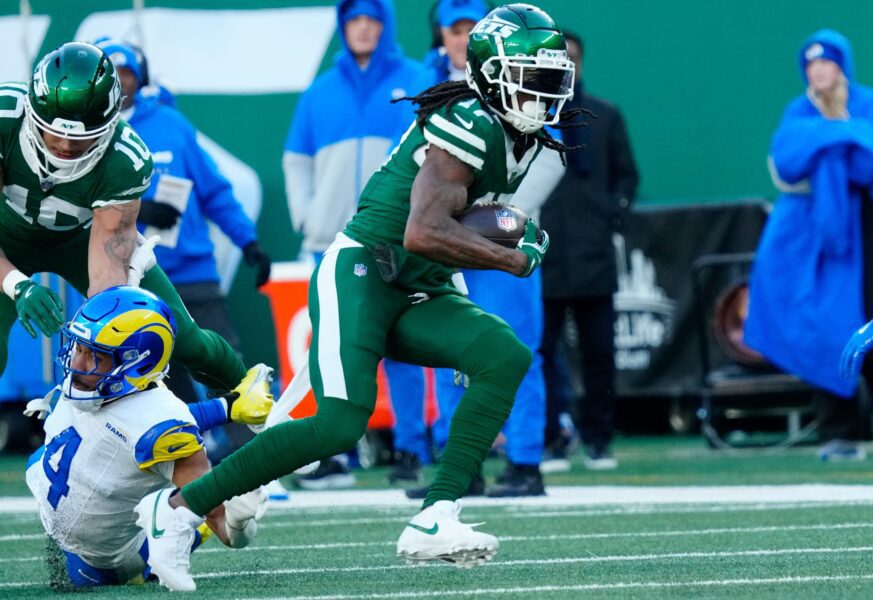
181, 234, 531, 514
0, 226, 246, 390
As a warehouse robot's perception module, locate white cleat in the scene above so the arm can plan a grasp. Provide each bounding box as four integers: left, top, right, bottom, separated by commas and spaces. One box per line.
397, 500, 498, 568
134, 488, 204, 592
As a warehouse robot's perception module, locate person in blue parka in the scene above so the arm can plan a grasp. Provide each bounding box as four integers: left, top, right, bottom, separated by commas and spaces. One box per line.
95, 39, 272, 411
746, 29, 873, 458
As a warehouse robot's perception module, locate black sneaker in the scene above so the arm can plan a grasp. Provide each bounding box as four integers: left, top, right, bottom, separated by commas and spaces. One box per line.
404, 472, 486, 500
388, 451, 422, 483
294, 457, 356, 490
485, 463, 546, 497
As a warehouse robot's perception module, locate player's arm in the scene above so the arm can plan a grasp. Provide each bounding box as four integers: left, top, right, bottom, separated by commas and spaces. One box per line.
404, 146, 528, 275
88, 200, 140, 296
171, 449, 232, 546
0, 167, 63, 336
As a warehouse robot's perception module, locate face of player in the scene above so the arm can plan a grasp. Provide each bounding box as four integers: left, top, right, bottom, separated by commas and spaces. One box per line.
70, 343, 114, 391
441, 19, 476, 71
344, 15, 383, 63
806, 58, 843, 94
117, 67, 138, 110
40, 131, 96, 160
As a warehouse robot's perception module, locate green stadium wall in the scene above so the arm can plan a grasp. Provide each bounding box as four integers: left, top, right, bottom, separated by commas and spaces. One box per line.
1, 0, 871, 369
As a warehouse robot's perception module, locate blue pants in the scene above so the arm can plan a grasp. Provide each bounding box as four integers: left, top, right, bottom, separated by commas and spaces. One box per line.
432, 270, 545, 466
384, 359, 429, 462
63, 528, 206, 587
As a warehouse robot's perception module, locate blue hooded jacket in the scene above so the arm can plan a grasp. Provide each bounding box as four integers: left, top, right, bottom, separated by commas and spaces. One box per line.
283, 0, 424, 253
129, 93, 257, 284
745, 29, 873, 397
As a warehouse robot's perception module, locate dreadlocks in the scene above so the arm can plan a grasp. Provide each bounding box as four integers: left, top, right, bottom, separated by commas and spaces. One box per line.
392, 81, 596, 165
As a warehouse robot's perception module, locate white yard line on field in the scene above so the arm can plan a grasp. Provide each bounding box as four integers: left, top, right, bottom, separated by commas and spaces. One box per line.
3, 521, 871, 563
5, 484, 873, 514
4, 546, 873, 590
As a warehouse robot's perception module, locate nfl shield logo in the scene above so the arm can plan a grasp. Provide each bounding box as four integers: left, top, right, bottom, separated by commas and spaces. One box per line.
354, 263, 368, 277
495, 208, 517, 232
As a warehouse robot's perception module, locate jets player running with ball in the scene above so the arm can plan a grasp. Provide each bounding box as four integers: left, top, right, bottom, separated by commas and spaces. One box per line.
137, 4, 584, 588
25, 286, 266, 588
0, 42, 273, 421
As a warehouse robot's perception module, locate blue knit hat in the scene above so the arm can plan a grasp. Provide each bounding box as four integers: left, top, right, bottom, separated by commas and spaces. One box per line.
93, 37, 146, 87
437, 0, 488, 27
343, 0, 383, 22
799, 29, 854, 82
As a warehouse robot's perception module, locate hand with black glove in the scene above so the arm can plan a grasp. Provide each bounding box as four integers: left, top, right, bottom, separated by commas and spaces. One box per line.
243, 241, 272, 288
137, 201, 182, 229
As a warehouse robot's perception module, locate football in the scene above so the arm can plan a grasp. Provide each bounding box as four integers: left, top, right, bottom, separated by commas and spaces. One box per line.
456, 203, 529, 248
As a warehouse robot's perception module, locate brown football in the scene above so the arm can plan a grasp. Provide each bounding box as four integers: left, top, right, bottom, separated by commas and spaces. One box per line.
456, 203, 529, 248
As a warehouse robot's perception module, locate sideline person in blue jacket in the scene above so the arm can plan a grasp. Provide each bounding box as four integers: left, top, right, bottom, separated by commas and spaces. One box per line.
97, 39, 272, 410
282, 0, 426, 488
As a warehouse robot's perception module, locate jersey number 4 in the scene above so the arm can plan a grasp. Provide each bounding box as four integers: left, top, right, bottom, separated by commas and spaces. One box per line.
43, 427, 82, 510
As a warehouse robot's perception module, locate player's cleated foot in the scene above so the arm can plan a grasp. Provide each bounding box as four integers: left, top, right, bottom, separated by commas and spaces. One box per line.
397, 500, 498, 568
229, 364, 275, 428
134, 488, 204, 592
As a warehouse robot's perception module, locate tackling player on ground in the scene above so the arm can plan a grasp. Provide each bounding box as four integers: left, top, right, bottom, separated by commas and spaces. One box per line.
0, 42, 273, 420
136, 4, 585, 589
25, 286, 265, 590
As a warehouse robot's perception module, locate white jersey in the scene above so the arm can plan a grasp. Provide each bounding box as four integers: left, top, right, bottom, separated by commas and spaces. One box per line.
26, 386, 203, 572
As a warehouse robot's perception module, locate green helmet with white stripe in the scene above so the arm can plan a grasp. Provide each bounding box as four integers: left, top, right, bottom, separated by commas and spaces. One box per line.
466, 4, 574, 133
25, 42, 122, 183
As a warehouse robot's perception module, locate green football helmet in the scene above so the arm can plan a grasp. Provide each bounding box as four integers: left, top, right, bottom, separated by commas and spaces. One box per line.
24, 42, 122, 183
466, 4, 574, 133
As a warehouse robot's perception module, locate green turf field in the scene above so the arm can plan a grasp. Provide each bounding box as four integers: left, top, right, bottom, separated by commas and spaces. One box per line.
3, 436, 873, 599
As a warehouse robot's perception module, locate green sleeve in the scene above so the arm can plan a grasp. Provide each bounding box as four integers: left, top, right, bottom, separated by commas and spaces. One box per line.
422, 100, 499, 172
91, 122, 153, 209
0, 83, 27, 172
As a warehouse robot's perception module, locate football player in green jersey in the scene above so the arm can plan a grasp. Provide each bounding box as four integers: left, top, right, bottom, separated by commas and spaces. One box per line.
137, 4, 586, 587
0, 42, 273, 426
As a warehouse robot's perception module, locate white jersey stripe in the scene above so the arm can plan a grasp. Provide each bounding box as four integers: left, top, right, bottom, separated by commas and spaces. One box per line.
423, 129, 485, 170
315, 234, 356, 400
429, 113, 487, 152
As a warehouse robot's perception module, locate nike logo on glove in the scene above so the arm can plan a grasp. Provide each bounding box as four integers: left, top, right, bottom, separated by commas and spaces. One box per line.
167, 443, 188, 453
407, 522, 439, 535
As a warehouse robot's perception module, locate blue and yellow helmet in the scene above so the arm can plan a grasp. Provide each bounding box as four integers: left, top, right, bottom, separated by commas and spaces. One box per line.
57, 286, 176, 410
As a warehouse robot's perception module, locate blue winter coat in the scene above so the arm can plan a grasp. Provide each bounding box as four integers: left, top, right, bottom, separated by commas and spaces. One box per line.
745, 30, 873, 397
283, 0, 424, 252
129, 94, 257, 285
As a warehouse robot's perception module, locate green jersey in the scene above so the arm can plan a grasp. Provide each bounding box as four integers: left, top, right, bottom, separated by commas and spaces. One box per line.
0, 82, 152, 245
344, 96, 541, 292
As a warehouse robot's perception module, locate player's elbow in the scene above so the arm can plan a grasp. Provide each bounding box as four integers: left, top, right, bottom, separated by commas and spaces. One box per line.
403, 221, 438, 256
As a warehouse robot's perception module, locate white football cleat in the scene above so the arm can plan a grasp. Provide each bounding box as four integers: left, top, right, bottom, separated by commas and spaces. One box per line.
135, 488, 204, 592
397, 500, 498, 568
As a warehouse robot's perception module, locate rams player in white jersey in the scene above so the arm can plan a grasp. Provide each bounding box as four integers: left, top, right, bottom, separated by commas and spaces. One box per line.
24, 285, 266, 588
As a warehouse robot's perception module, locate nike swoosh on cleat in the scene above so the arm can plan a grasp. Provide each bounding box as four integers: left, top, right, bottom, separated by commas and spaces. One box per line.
167, 443, 188, 453
407, 522, 439, 535
152, 490, 166, 538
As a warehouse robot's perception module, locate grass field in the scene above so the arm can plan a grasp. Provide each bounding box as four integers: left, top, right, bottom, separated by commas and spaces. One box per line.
3, 436, 873, 599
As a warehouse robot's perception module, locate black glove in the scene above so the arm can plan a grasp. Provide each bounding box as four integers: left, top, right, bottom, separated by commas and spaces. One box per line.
243, 241, 271, 288
137, 201, 182, 229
